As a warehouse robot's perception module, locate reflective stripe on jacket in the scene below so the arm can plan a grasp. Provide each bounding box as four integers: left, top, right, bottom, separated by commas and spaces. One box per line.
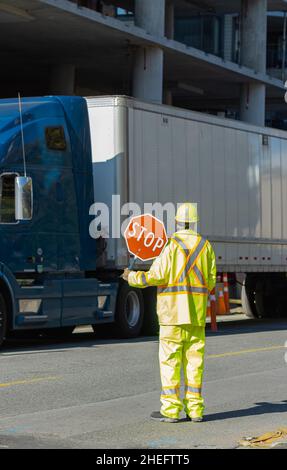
128, 229, 216, 326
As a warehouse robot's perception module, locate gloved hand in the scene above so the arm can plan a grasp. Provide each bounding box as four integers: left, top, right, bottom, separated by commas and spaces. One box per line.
121, 268, 131, 282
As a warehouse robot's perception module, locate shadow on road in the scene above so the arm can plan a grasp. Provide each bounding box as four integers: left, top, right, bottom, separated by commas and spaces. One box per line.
205, 400, 287, 422
206, 318, 287, 337
1, 319, 287, 354
1, 333, 158, 355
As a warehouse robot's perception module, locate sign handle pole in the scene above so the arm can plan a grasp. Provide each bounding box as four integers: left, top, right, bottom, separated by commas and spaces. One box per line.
128, 248, 142, 270
128, 257, 138, 270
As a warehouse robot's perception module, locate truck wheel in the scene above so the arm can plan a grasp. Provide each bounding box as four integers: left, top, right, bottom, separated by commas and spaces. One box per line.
244, 274, 284, 319
0, 294, 7, 347
115, 283, 144, 338
242, 275, 259, 318
242, 282, 258, 318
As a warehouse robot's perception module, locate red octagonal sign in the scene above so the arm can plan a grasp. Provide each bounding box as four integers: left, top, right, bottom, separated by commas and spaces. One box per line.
124, 214, 168, 262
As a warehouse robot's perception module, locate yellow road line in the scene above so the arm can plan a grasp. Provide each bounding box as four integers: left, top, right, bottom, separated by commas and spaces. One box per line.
0, 376, 60, 389
0, 347, 284, 389
207, 345, 285, 359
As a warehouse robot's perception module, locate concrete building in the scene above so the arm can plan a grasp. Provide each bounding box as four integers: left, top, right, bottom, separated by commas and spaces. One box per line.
1, 0, 287, 128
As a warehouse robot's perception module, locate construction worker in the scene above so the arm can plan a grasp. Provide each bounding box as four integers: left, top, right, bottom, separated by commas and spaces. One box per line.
122, 203, 216, 423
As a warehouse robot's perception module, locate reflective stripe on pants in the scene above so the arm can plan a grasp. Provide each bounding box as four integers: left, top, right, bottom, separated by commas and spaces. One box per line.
159, 324, 205, 419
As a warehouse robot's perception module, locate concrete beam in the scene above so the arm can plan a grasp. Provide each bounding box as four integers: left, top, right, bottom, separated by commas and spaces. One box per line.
39, 0, 283, 91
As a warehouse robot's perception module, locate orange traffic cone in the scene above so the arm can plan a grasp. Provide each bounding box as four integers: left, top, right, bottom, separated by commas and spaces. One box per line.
217, 287, 227, 315
223, 273, 230, 313
207, 297, 211, 317
210, 290, 217, 315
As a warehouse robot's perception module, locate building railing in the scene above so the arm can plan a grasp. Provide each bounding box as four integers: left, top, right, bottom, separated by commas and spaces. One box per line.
68, 0, 117, 16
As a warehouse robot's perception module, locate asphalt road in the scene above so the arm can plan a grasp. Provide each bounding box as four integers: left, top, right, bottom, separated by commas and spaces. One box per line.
0, 319, 287, 449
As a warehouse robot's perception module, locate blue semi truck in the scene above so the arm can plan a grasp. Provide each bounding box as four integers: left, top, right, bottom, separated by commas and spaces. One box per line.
1, 94, 287, 346
0, 95, 154, 346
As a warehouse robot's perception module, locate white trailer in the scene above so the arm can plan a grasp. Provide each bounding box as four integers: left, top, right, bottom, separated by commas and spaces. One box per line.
87, 96, 287, 319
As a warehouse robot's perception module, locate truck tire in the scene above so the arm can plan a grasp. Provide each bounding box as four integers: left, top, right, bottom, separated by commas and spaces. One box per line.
114, 283, 144, 338
244, 274, 286, 319
242, 275, 259, 318
0, 294, 7, 347
142, 288, 159, 336
242, 282, 258, 318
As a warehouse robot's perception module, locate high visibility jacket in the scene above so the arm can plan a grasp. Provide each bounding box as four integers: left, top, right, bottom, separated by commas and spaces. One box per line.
128, 229, 216, 326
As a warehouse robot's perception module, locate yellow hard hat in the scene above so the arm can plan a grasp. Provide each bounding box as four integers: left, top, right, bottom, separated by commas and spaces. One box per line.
175, 202, 199, 223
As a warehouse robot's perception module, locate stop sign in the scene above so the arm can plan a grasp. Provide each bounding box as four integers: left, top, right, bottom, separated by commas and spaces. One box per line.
124, 214, 168, 262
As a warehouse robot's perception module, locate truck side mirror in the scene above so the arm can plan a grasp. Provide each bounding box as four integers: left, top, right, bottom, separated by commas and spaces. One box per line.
15, 176, 33, 220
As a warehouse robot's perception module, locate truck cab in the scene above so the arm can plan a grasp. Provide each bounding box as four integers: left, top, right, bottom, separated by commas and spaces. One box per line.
0, 96, 145, 346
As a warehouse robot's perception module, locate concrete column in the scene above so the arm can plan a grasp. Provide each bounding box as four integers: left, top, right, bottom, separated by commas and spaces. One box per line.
133, 47, 164, 104
240, 0, 267, 72
164, 89, 173, 106
239, 0, 267, 126
165, 0, 174, 40
133, 0, 165, 104
134, 0, 165, 36
223, 15, 233, 61
240, 83, 265, 127
50, 64, 75, 95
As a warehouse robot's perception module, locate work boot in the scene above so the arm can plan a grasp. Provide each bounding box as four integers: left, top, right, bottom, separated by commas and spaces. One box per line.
150, 411, 179, 423
185, 415, 204, 423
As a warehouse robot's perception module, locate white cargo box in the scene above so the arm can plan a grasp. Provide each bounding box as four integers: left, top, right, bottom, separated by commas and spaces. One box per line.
86, 96, 287, 272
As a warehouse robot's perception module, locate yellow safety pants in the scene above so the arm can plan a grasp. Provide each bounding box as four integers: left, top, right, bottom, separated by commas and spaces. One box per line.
159, 324, 205, 420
